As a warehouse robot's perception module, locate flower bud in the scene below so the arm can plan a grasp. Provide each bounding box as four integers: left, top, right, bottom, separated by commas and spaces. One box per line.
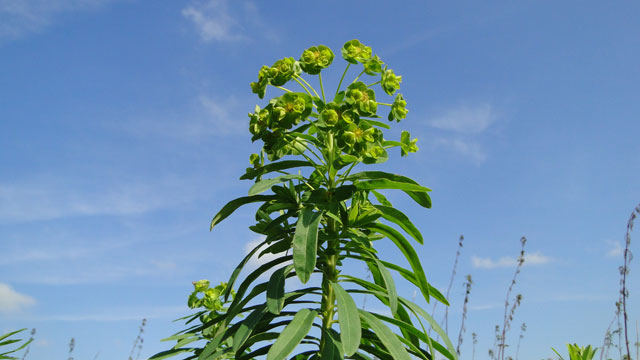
381, 69, 402, 95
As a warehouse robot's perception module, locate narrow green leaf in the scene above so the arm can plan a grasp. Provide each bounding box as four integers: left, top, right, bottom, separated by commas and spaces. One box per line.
266, 265, 293, 314
359, 310, 412, 360
266, 309, 317, 360
292, 208, 323, 283
248, 174, 303, 196
361, 119, 391, 129
399, 298, 457, 360
371, 190, 392, 207
332, 282, 362, 356
210, 195, 275, 230
240, 160, 311, 180
355, 179, 428, 192
149, 348, 195, 360
373, 257, 398, 316
319, 329, 344, 360
366, 223, 430, 302
374, 205, 423, 244
0, 330, 26, 342
232, 305, 267, 352
348, 171, 431, 208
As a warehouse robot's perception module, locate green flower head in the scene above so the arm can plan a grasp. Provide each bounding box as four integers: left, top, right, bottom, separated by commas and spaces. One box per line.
381, 68, 402, 95
270, 57, 298, 86
389, 93, 408, 122
341, 39, 372, 64
193, 279, 210, 292
299, 45, 335, 75
400, 130, 419, 156
346, 81, 377, 116
319, 103, 340, 127
271, 92, 312, 129
250, 65, 271, 98
364, 55, 384, 75
343, 123, 375, 147
248, 105, 271, 136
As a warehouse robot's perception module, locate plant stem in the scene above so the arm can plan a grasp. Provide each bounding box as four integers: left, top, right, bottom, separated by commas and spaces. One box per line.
296, 75, 320, 98
293, 76, 313, 97
351, 69, 366, 84
319, 139, 338, 355
621, 203, 639, 360
319, 73, 326, 103
274, 85, 292, 92
367, 80, 381, 87
377, 102, 392, 107
335, 63, 351, 99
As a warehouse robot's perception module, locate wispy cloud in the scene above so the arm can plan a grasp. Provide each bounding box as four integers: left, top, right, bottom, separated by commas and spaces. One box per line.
429, 104, 495, 134
0, 283, 36, 313
606, 240, 623, 258
433, 138, 487, 164
182, 0, 278, 43
0, 175, 198, 223
0, 0, 117, 41
471, 251, 554, 269
182, 0, 244, 42
428, 103, 497, 164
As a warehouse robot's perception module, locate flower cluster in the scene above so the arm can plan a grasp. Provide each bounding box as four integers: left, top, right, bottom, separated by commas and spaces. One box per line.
188, 279, 228, 311
299, 45, 334, 75
381, 68, 402, 95
341, 39, 372, 64
250, 57, 301, 99
248, 39, 417, 163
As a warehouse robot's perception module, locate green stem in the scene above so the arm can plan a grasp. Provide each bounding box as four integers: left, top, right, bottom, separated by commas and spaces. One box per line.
318, 73, 326, 103
351, 69, 366, 84
367, 80, 381, 87
377, 102, 392, 106
293, 76, 313, 97
296, 75, 320, 98
287, 136, 325, 165
274, 85, 292, 92
334, 63, 351, 99
338, 159, 360, 186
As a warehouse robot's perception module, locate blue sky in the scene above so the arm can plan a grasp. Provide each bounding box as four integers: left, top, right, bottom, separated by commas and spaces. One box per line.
1, 0, 639, 359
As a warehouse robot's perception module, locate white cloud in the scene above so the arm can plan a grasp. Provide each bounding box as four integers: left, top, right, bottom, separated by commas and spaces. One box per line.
428, 103, 497, 164
429, 104, 495, 134
0, 175, 197, 223
193, 95, 245, 135
433, 138, 487, 164
0, 283, 36, 313
471, 251, 554, 269
0, 0, 118, 41
182, 0, 244, 42
606, 240, 623, 258
244, 236, 287, 269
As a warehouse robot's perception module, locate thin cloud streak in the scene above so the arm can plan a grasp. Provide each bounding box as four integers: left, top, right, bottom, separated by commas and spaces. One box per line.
427, 103, 497, 164
0, 0, 118, 41
433, 137, 487, 164
0, 175, 198, 223
182, 0, 244, 42
471, 251, 554, 269
429, 104, 495, 134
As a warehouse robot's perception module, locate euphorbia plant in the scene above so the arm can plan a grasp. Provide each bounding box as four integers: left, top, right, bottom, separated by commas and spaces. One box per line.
154, 39, 457, 360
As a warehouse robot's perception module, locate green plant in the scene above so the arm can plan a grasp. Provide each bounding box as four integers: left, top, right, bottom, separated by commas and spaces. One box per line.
552, 344, 598, 360
0, 329, 33, 360
153, 39, 456, 359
